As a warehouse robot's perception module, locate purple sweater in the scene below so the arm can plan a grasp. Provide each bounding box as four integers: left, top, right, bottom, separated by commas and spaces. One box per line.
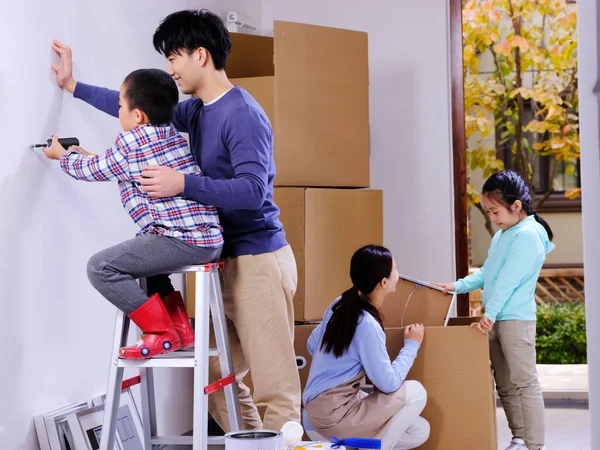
74, 83, 287, 257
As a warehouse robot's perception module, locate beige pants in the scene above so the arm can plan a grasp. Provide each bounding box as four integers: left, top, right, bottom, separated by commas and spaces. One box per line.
207, 245, 301, 431
489, 320, 545, 450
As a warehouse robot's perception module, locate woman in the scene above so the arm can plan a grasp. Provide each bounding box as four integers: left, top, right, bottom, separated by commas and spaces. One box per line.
303, 245, 430, 450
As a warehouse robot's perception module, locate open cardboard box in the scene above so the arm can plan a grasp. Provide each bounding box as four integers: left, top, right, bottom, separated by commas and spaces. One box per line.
379, 275, 496, 450
227, 21, 370, 188
379, 275, 457, 327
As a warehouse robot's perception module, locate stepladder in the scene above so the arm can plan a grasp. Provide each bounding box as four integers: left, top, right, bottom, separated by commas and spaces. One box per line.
99, 262, 242, 450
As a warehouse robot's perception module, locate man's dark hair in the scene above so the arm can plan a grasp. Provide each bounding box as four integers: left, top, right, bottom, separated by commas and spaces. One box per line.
123, 69, 179, 126
153, 9, 232, 70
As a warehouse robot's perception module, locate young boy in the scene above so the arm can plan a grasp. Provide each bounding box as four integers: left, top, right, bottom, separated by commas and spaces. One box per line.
43, 68, 223, 360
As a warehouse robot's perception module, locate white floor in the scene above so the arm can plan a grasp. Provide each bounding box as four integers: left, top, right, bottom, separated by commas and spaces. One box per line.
496, 401, 591, 450
538, 364, 589, 400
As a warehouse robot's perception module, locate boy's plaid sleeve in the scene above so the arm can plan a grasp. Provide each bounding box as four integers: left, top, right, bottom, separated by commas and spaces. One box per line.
59, 141, 131, 182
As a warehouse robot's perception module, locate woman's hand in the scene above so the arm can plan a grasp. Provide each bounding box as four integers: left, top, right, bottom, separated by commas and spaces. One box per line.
404, 324, 425, 344
429, 281, 455, 294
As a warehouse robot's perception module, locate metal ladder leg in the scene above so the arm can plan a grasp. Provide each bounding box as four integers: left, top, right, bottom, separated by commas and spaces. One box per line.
136, 277, 158, 450
139, 367, 157, 450
99, 310, 129, 450
192, 270, 211, 450
209, 270, 242, 432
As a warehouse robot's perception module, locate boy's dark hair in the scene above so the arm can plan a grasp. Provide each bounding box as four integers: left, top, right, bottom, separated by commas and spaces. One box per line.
320, 245, 390, 358
483, 170, 554, 241
123, 69, 179, 126
153, 9, 232, 70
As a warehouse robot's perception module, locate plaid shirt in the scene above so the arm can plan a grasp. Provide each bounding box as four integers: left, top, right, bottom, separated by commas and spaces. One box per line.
60, 124, 223, 248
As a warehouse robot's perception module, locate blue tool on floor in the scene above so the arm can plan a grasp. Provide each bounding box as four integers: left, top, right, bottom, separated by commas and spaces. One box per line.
330, 436, 382, 449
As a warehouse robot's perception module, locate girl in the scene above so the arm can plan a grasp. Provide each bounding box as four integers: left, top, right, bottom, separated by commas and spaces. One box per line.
303, 245, 430, 450
433, 170, 554, 450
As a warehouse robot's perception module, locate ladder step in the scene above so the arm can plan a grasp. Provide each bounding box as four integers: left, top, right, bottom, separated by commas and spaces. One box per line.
150, 435, 225, 446
116, 349, 219, 368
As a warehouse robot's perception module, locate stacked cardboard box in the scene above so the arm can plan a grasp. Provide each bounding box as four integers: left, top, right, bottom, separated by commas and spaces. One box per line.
228, 21, 381, 325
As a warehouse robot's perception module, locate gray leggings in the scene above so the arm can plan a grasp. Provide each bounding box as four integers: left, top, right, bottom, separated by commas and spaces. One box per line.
87, 234, 222, 314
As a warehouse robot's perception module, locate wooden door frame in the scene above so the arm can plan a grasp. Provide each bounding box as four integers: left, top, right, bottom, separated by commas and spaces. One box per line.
449, 0, 470, 316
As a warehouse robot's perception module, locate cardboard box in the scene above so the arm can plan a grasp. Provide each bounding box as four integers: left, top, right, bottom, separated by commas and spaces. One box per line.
384, 326, 495, 450
275, 188, 383, 322
294, 324, 318, 392
380, 279, 496, 450
228, 21, 370, 188
379, 276, 456, 327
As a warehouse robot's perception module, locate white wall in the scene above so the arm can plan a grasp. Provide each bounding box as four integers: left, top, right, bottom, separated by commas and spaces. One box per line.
261, 0, 456, 283
577, 0, 600, 447
0, 1, 259, 449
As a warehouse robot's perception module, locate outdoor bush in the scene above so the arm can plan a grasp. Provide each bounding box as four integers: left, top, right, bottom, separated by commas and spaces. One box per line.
536, 302, 587, 364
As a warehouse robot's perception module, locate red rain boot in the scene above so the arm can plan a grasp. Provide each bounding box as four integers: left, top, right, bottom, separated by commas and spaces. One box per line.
119, 293, 181, 359
162, 291, 195, 350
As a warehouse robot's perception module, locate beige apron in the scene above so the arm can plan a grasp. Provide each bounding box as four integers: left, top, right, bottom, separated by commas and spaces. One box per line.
304, 371, 407, 439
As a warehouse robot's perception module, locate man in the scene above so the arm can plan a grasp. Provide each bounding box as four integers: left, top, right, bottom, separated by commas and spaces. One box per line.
51, 9, 301, 431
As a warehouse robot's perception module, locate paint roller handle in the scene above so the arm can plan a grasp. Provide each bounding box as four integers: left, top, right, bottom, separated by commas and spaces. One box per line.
330, 436, 382, 449
47, 137, 80, 149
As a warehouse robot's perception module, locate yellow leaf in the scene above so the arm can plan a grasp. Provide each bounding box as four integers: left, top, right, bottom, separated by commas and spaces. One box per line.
510, 87, 525, 99
509, 35, 529, 53
493, 40, 512, 56
564, 188, 581, 200
532, 143, 545, 151
488, 9, 501, 22
547, 105, 561, 118
550, 138, 566, 149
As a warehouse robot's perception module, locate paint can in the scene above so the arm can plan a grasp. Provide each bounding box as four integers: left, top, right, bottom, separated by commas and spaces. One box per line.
224, 430, 283, 450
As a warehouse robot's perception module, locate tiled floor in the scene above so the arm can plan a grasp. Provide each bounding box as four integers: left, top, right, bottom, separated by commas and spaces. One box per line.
496, 400, 591, 450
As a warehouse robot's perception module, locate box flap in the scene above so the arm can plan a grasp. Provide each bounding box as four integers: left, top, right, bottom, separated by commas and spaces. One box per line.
272, 21, 370, 187
228, 33, 274, 78
381, 276, 454, 327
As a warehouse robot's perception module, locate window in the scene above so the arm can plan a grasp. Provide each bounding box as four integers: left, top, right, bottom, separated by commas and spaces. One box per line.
496, 104, 581, 212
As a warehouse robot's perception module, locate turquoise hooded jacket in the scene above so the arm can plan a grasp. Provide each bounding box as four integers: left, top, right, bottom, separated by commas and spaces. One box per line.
454, 215, 555, 322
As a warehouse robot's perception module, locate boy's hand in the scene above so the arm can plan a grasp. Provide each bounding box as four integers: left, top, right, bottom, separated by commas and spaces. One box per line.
43, 136, 66, 160
51, 40, 77, 94
429, 282, 455, 294
140, 166, 185, 198
470, 316, 494, 334
404, 324, 425, 344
